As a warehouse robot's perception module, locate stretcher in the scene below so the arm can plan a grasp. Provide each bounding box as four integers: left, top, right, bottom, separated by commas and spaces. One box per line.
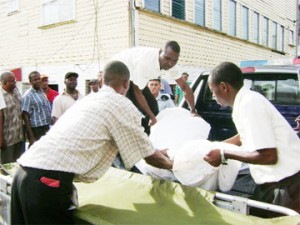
1, 165, 299, 225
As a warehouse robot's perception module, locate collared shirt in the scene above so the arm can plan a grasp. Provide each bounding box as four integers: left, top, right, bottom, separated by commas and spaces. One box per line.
112, 47, 181, 89
0, 91, 6, 110
51, 89, 84, 119
22, 88, 51, 128
232, 87, 300, 184
18, 86, 155, 182
0, 87, 23, 146
156, 92, 175, 112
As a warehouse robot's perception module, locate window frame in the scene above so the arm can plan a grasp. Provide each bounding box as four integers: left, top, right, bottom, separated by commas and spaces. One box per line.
144, 0, 160, 13
172, 0, 185, 20
195, 0, 205, 26
262, 16, 269, 47
253, 11, 260, 44
7, 0, 19, 14
41, 0, 76, 27
242, 5, 249, 40
272, 21, 278, 50
228, 0, 236, 36
213, 0, 222, 31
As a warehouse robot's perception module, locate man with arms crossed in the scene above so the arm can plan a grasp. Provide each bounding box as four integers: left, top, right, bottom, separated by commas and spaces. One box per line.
11, 61, 173, 225
204, 62, 300, 217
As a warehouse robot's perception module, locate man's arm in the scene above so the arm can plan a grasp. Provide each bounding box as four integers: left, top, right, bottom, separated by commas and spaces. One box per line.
132, 84, 157, 126
175, 78, 196, 114
204, 148, 278, 167
223, 134, 242, 146
22, 111, 36, 146
144, 150, 173, 169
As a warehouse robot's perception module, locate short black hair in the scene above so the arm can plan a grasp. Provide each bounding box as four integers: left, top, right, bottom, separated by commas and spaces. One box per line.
104, 60, 130, 85
148, 78, 161, 83
165, 41, 180, 53
28, 71, 40, 82
210, 62, 244, 90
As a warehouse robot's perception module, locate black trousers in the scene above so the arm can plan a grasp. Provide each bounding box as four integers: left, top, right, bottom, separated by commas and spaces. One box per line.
126, 81, 159, 135
250, 170, 300, 217
0, 141, 25, 164
11, 166, 74, 225
31, 125, 50, 141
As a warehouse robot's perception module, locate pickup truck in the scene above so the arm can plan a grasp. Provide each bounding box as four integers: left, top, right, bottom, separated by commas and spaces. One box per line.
183, 64, 300, 141
181, 64, 300, 200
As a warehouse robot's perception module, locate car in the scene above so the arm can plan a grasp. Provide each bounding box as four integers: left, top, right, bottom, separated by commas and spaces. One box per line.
183, 64, 300, 141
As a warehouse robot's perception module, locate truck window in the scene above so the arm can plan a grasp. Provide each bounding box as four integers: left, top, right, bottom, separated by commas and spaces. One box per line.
243, 73, 300, 104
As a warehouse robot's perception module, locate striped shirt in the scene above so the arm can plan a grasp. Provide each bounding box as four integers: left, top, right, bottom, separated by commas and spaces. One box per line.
22, 88, 51, 127
1, 87, 23, 146
18, 86, 155, 182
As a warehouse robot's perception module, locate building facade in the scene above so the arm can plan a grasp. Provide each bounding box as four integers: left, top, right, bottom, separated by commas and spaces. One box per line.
0, 0, 297, 94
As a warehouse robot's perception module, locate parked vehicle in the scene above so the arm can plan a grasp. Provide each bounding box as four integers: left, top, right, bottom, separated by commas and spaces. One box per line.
181, 63, 300, 200
183, 64, 300, 141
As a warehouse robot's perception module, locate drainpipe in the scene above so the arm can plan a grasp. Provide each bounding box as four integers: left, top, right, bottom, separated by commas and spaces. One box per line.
129, 0, 138, 47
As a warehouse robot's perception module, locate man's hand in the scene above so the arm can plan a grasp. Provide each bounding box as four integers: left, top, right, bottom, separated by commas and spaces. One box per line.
149, 115, 157, 126
203, 149, 221, 167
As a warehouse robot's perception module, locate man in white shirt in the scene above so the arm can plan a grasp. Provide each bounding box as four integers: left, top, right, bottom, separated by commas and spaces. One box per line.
112, 41, 196, 134
51, 72, 84, 124
204, 61, 300, 217
11, 61, 173, 225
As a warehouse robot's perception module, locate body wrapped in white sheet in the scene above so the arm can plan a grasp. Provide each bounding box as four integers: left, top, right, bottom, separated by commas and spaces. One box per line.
135, 108, 241, 191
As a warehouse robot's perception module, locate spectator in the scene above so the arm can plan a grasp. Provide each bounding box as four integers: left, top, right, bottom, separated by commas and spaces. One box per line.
0, 72, 24, 163
89, 79, 99, 93
51, 72, 84, 124
147, 79, 175, 112
22, 71, 51, 147
0, 84, 7, 160
204, 62, 300, 217
11, 60, 173, 225
40, 74, 59, 107
97, 71, 103, 88
113, 41, 196, 134
175, 72, 191, 105
159, 78, 174, 98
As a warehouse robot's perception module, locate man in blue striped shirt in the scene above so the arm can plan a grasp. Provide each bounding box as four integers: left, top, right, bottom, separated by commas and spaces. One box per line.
22, 71, 51, 148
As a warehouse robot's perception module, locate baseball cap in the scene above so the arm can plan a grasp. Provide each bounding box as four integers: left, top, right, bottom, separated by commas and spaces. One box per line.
65, 72, 79, 79
89, 79, 98, 85
41, 74, 48, 79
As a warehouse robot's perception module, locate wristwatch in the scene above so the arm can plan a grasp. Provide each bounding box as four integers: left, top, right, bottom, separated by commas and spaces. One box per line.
220, 149, 228, 165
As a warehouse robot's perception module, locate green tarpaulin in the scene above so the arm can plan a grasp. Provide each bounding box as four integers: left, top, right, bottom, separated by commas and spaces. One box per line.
74, 167, 300, 225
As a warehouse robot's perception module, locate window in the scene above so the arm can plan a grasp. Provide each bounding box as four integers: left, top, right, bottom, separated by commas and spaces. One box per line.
172, 0, 185, 20
213, 0, 222, 31
262, 17, 269, 47
253, 12, 259, 44
289, 30, 295, 45
145, 0, 160, 12
272, 22, 277, 49
195, 0, 205, 26
228, 0, 236, 36
280, 25, 284, 52
242, 6, 249, 40
7, 0, 19, 14
41, 0, 75, 26
245, 75, 300, 104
